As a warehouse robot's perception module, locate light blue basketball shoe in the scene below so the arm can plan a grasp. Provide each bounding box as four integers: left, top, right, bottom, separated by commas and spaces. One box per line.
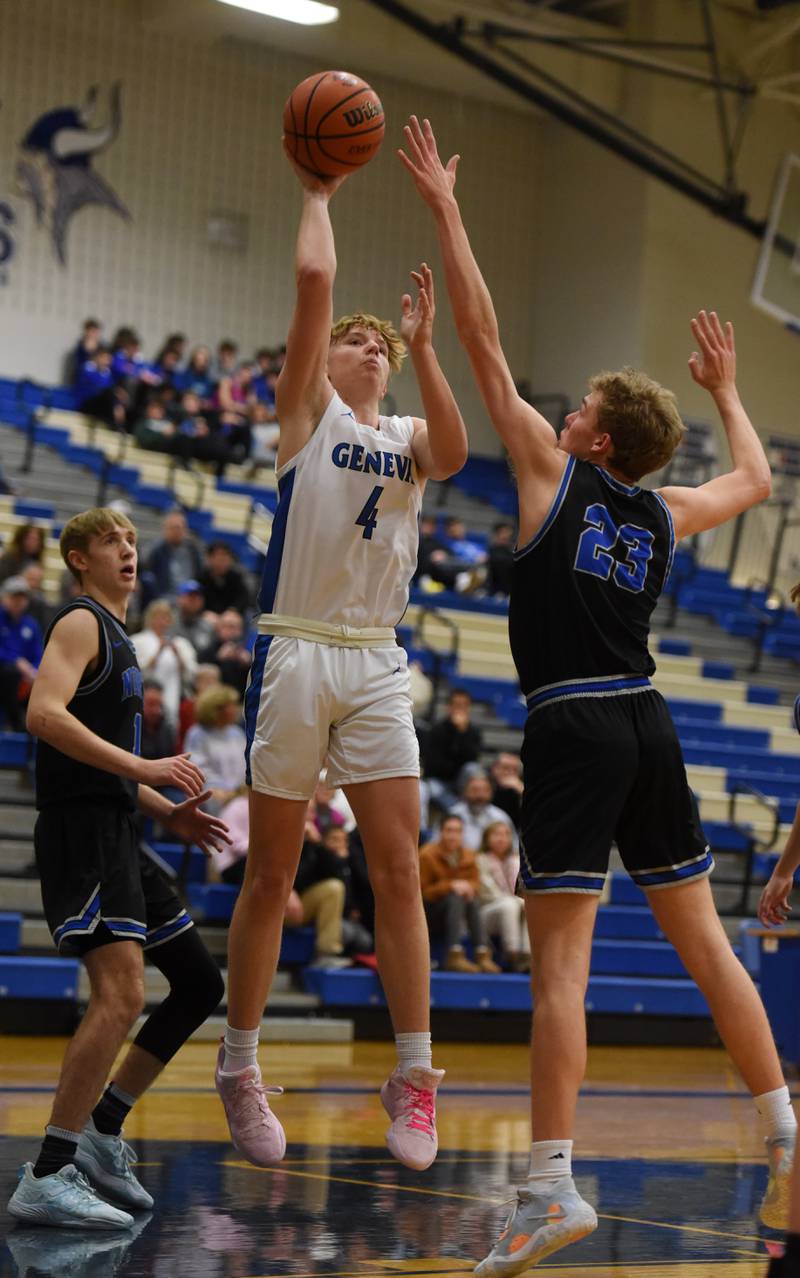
474, 1177, 597, 1276
76, 1117, 154, 1210
7, 1163, 134, 1229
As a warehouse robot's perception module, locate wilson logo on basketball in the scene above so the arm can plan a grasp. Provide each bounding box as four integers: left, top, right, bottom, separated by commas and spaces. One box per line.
343, 102, 384, 129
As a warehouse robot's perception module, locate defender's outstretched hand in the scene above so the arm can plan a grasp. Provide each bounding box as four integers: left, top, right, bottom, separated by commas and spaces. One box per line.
167, 790, 233, 858
282, 138, 348, 198
688, 310, 737, 393
398, 116, 459, 209
401, 263, 435, 352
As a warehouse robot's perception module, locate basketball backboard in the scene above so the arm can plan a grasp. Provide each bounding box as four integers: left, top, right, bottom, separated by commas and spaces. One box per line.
752, 153, 800, 332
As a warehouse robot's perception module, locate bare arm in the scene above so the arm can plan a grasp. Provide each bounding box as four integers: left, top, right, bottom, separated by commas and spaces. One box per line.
402, 263, 468, 481
27, 609, 204, 796
658, 312, 771, 540
275, 153, 347, 469
398, 117, 563, 484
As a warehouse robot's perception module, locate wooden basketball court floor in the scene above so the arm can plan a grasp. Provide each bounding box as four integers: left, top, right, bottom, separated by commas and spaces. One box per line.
0, 1036, 789, 1276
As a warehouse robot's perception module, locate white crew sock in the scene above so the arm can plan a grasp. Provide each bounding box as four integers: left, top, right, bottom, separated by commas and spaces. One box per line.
527, 1139, 573, 1192
396, 1032, 433, 1075
755, 1086, 798, 1142
222, 1025, 260, 1073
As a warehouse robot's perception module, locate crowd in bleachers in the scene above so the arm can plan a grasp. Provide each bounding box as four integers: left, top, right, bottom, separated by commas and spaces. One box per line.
70, 318, 283, 477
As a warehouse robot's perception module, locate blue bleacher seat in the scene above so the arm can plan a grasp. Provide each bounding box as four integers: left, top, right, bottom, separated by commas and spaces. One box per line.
0, 913, 22, 953
0, 956, 79, 1000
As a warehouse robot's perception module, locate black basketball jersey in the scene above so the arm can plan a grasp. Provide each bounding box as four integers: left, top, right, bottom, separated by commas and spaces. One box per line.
509, 457, 674, 704
36, 596, 142, 811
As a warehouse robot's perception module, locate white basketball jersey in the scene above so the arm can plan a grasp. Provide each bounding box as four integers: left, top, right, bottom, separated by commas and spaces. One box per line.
257, 391, 423, 628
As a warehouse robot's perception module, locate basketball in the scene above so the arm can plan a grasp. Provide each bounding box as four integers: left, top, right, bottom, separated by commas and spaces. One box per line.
283, 70, 385, 180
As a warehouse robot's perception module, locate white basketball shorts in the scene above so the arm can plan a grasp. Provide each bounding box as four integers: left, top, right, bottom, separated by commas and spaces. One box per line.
244, 635, 420, 799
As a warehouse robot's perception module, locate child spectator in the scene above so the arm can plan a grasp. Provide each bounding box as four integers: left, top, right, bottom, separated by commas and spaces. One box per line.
68, 317, 102, 383
0, 576, 43, 730
75, 345, 128, 431
478, 821, 529, 972
419, 814, 499, 974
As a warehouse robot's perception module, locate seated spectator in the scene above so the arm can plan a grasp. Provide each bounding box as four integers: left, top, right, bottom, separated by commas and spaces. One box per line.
212, 338, 239, 384
171, 579, 216, 653
214, 365, 254, 463
139, 678, 177, 761
415, 514, 457, 590
142, 509, 204, 603
177, 663, 221, 751
75, 344, 128, 431
199, 542, 252, 616
312, 773, 356, 832
252, 347, 278, 405
449, 770, 517, 852
199, 609, 253, 696
174, 346, 216, 404
183, 684, 246, 811
69, 317, 102, 382
423, 688, 483, 813
0, 576, 43, 730
284, 817, 353, 966
131, 599, 197, 724
134, 397, 178, 454
478, 821, 529, 972
444, 517, 487, 567
0, 524, 46, 585
174, 393, 237, 477
249, 402, 280, 472
317, 823, 374, 956
419, 814, 500, 974
111, 327, 160, 415
490, 751, 524, 829
154, 333, 187, 374
486, 521, 515, 597
21, 563, 56, 632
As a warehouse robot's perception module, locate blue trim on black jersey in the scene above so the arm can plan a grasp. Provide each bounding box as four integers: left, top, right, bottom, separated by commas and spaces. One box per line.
257, 465, 296, 614
514, 456, 576, 560
53, 885, 101, 946
650, 490, 676, 587
526, 673, 652, 711
145, 911, 193, 950
244, 633, 274, 785
594, 467, 641, 496
523, 873, 606, 894
630, 850, 714, 888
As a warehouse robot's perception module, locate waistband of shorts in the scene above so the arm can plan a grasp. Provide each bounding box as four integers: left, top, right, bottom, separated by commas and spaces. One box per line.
256, 613, 397, 648
525, 673, 653, 713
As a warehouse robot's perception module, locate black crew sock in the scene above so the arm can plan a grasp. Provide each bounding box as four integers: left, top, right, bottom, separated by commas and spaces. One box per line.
92, 1083, 133, 1136
32, 1132, 78, 1179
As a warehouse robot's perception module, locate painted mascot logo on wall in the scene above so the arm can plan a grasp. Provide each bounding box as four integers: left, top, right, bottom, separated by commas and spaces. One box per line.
16, 83, 130, 266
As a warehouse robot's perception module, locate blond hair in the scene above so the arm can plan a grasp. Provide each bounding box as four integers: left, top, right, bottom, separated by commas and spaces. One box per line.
143, 599, 174, 629
330, 312, 406, 374
60, 507, 136, 581
196, 683, 240, 728
590, 368, 686, 482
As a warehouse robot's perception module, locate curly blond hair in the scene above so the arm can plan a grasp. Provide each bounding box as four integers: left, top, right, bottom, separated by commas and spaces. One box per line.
330, 313, 406, 374
590, 367, 686, 482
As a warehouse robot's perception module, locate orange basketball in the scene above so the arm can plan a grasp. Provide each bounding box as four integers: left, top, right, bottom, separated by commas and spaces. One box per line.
283, 70, 385, 180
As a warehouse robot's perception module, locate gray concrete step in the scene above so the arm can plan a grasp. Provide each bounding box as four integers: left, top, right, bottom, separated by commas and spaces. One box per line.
1, 878, 42, 912
0, 807, 36, 837
0, 840, 36, 873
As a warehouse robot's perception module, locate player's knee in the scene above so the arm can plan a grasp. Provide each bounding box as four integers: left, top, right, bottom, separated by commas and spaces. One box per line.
370, 857, 420, 905
109, 976, 146, 1030
244, 861, 296, 908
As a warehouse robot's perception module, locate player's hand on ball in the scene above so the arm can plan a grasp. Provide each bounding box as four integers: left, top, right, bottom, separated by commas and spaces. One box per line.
282, 138, 348, 197
688, 311, 737, 393
401, 263, 435, 351
138, 753, 205, 797
758, 870, 794, 928
398, 116, 459, 207
167, 791, 233, 858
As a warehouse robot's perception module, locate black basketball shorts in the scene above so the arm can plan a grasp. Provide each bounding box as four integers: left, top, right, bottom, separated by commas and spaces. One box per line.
34, 802, 193, 956
518, 686, 712, 894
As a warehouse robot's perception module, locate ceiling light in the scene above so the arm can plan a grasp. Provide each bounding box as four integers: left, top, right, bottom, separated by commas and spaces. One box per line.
217, 0, 339, 24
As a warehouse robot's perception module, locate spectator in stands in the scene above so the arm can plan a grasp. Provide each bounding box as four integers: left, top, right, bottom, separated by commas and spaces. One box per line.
416, 514, 457, 590
75, 344, 128, 431
69, 317, 102, 382
419, 814, 500, 973
214, 365, 254, 463
284, 817, 353, 967
134, 397, 179, 454
139, 678, 177, 760
21, 563, 56, 632
445, 517, 486, 564
490, 751, 524, 829
183, 684, 246, 812
154, 346, 183, 389
312, 772, 356, 832
131, 599, 197, 724
175, 346, 216, 404
0, 524, 46, 585
424, 688, 483, 811
249, 402, 280, 472
171, 579, 215, 653
174, 392, 237, 476
199, 608, 253, 696
318, 823, 374, 956
449, 770, 517, 852
252, 348, 278, 405
143, 510, 204, 602
155, 333, 187, 372
212, 339, 239, 383
0, 576, 43, 730
111, 327, 160, 410
486, 521, 515, 597
199, 541, 252, 616
478, 821, 529, 972
177, 663, 221, 751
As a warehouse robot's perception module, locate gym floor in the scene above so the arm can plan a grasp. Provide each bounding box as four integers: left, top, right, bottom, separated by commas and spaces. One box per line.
0, 1037, 788, 1276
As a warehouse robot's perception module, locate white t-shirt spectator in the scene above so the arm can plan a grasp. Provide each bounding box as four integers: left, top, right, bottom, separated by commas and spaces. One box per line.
131, 630, 197, 724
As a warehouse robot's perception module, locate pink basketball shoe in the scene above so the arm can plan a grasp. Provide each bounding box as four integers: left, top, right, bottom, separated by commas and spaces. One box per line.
214, 1043, 286, 1167
380, 1065, 445, 1171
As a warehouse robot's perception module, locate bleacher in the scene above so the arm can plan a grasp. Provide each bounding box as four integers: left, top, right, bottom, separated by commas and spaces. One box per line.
0, 376, 798, 1040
